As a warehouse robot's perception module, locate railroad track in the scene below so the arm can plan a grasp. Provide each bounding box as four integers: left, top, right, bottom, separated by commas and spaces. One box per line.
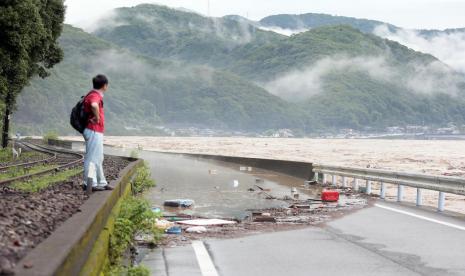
0, 141, 57, 171
0, 141, 84, 187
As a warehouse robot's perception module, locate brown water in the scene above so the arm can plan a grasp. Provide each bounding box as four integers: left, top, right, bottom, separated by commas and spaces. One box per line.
68, 137, 465, 214
102, 146, 327, 219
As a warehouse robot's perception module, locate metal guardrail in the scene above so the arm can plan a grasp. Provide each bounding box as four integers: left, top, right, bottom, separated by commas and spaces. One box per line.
312, 164, 465, 212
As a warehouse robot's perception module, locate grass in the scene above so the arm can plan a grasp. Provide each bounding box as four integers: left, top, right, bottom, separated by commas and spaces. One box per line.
0, 147, 47, 163
0, 164, 59, 181
11, 168, 83, 193
105, 164, 159, 276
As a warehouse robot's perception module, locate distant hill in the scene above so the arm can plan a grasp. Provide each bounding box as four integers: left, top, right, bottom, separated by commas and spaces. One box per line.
12, 4, 465, 134
14, 25, 305, 135
94, 4, 283, 67
259, 13, 399, 34
257, 12, 465, 38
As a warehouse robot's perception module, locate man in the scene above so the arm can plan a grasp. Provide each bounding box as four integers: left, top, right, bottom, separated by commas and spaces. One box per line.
82, 74, 112, 191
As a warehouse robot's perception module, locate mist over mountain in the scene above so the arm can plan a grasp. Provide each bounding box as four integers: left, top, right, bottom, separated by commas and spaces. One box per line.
254, 12, 465, 74
12, 4, 465, 135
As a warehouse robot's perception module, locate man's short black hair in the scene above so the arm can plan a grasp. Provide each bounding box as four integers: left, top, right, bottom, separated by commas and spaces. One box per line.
92, 74, 108, 89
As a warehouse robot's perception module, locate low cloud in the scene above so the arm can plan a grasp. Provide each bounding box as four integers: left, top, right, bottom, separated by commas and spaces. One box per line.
258, 26, 309, 36
374, 24, 465, 73
264, 55, 463, 102
264, 56, 392, 101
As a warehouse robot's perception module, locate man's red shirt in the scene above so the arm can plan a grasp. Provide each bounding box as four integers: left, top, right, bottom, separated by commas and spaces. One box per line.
83, 90, 105, 133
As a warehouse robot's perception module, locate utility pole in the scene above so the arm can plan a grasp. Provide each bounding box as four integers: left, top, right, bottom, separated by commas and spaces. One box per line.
207, 0, 210, 16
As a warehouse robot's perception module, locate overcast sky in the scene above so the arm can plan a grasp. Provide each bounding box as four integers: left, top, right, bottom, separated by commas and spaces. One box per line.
65, 0, 465, 30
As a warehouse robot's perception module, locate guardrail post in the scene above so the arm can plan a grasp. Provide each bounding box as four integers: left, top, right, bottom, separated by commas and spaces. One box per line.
366, 180, 372, 194
438, 192, 446, 212
416, 188, 422, 206
342, 176, 347, 187
380, 182, 386, 199
397, 185, 404, 202
332, 175, 337, 186
353, 178, 359, 191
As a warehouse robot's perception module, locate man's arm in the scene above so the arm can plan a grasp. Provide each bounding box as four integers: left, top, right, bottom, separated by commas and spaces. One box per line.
90, 102, 100, 124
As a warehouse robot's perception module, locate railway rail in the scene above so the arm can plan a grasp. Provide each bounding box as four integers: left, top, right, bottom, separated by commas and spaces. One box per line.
0, 141, 84, 187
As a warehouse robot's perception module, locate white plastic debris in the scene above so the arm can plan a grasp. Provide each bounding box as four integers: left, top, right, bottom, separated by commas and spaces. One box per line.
177, 219, 237, 226
186, 226, 207, 233
233, 180, 239, 188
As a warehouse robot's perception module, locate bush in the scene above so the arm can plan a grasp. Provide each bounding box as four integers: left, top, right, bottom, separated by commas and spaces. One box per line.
42, 131, 59, 143
109, 264, 150, 276
109, 197, 162, 265
131, 162, 155, 194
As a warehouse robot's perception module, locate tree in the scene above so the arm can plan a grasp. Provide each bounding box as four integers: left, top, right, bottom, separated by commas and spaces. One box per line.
0, 0, 65, 148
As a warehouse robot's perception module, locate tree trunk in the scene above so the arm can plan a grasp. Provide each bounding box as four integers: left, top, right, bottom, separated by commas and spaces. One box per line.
2, 98, 11, 148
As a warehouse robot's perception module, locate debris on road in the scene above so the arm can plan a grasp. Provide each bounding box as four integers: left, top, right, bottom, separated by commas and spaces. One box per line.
155, 219, 174, 230
186, 226, 207, 234
164, 199, 195, 208
166, 226, 182, 235
177, 219, 237, 226
321, 190, 340, 202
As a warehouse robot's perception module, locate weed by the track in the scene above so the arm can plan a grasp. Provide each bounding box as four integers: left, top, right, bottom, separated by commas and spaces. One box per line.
0, 147, 47, 163
0, 164, 59, 181
11, 168, 83, 193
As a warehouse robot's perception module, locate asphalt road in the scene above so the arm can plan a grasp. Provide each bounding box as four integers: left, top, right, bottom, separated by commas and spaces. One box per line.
143, 201, 465, 276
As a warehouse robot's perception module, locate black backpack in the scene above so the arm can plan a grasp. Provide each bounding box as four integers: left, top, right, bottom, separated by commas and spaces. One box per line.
70, 92, 93, 134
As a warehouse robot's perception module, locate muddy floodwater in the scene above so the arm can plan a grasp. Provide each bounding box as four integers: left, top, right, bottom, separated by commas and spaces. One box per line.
102, 146, 337, 219
68, 137, 465, 214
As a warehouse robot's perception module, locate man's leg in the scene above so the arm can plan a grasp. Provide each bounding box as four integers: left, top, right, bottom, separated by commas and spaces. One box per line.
95, 132, 108, 187
83, 129, 99, 187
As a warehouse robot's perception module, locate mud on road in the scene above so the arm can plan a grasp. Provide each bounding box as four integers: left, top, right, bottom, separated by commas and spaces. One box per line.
150, 186, 370, 248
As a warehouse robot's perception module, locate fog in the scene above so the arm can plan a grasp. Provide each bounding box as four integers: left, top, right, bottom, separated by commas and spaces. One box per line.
374, 25, 465, 74
265, 55, 462, 102
258, 26, 309, 36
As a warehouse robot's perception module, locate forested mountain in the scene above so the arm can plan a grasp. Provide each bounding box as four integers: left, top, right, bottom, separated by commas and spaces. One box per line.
14, 25, 304, 135
259, 13, 399, 34
12, 4, 465, 135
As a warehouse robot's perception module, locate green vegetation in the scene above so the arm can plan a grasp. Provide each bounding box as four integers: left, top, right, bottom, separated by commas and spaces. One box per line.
0, 164, 58, 181
0, 0, 65, 147
14, 25, 303, 134
11, 4, 465, 134
0, 148, 46, 164
131, 162, 155, 194
106, 163, 160, 275
258, 13, 399, 34
11, 168, 82, 193
43, 131, 60, 143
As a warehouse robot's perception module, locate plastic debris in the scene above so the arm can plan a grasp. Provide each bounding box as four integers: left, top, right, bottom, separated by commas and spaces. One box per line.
177, 219, 237, 226
164, 199, 195, 208
155, 219, 173, 230
233, 180, 239, 188
321, 190, 340, 202
151, 207, 162, 215
209, 169, 217, 175
166, 226, 182, 235
186, 226, 207, 233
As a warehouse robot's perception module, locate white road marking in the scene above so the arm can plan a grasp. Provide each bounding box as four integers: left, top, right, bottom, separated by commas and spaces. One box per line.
192, 240, 219, 276
375, 203, 465, 231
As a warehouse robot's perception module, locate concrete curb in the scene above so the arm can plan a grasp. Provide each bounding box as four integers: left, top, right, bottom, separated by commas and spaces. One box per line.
14, 157, 143, 276
182, 153, 314, 180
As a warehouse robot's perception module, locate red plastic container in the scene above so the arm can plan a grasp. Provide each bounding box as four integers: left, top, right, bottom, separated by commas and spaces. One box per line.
321, 190, 339, 202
